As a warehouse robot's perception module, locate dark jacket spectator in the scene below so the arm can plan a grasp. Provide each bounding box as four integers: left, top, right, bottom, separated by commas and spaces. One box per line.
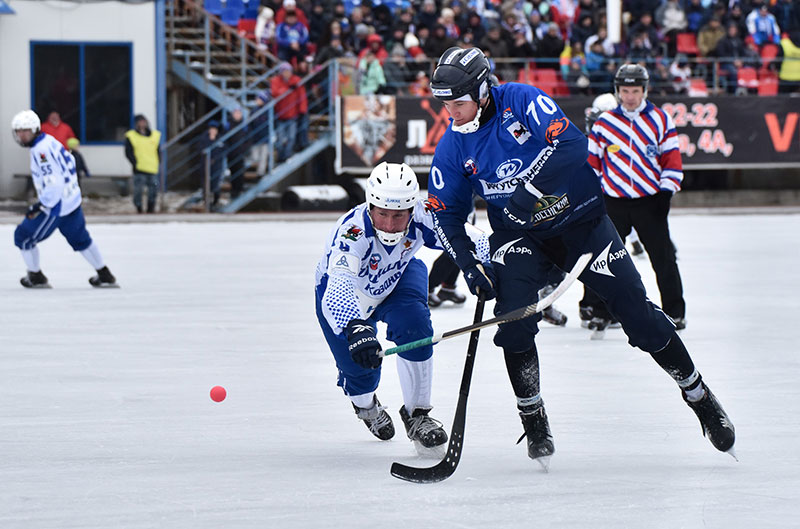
480, 23, 511, 59
628, 13, 660, 51
382, 45, 412, 95
538, 23, 565, 69
460, 11, 486, 46
425, 25, 458, 59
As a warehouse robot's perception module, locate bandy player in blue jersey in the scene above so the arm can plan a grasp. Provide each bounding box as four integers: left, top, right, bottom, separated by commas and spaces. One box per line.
426, 47, 735, 466
11, 110, 117, 289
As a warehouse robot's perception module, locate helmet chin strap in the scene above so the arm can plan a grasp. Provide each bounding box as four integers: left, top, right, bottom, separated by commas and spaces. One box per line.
451, 104, 483, 134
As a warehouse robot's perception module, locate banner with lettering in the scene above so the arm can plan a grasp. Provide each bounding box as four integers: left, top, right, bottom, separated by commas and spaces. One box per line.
335, 95, 800, 174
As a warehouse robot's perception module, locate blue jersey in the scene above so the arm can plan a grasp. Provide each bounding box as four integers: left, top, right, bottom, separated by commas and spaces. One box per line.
427, 83, 604, 268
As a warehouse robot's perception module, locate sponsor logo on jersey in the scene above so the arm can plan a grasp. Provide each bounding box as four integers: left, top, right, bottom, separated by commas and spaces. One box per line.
531, 194, 571, 225
506, 121, 531, 145
501, 107, 514, 123
459, 48, 481, 66
369, 254, 381, 270
607, 144, 621, 154
335, 255, 349, 267
350, 324, 373, 334
342, 225, 363, 241
464, 158, 478, 174
480, 175, 526, 196
39, 153, 47, 163
400, 240, 413, 259
545, 117, 570, 144
496, 158, 523, 178
590, 241, 628, 277
491, 237, 532, 265
646, 144, 658, 157
425, 194, 446, 212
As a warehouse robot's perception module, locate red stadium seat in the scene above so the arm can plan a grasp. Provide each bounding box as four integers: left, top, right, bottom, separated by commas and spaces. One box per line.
737, 67, 759, 89
676, 33, 700, 56
758, 70, 779, 96
237, 18, 256, 40
534, 69, 559, 95
760, 43, 780, 68
688, 78, 708, 97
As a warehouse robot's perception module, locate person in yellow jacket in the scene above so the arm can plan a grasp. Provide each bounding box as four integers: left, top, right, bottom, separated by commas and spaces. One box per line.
124, 115, 161, 213
778, 31, 800, 94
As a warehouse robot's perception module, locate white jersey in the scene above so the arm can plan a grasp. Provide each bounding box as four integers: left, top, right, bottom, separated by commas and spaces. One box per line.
29, 133, 82, 216
315, 201, 489, 334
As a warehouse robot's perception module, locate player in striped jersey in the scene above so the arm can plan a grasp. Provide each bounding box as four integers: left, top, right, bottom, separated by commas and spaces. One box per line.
586, 64, 686, 331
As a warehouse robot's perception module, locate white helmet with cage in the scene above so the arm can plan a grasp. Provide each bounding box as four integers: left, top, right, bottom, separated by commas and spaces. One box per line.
11, 110, 42, 147
366, 161, 419, 245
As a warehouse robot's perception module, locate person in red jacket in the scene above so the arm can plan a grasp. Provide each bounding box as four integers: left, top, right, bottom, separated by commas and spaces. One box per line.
40, 110, 76, 149
270, 62, 308, 162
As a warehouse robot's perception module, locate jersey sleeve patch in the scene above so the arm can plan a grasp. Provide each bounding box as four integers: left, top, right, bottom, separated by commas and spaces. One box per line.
330, 251, 359, 275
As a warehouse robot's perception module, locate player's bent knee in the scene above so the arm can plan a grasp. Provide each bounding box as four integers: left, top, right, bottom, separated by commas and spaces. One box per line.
493, 321, 537, 353
14, 224, 33, 249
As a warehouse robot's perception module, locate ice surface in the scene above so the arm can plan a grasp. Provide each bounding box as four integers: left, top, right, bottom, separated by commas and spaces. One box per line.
1, 212, 798, 528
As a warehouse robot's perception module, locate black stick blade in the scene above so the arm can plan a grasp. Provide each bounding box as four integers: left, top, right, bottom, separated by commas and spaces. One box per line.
390, 429, 463, 484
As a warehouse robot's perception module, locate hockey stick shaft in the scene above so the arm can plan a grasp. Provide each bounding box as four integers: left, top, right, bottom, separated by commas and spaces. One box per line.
390, 296, 486, 483
382, 252, 592, 357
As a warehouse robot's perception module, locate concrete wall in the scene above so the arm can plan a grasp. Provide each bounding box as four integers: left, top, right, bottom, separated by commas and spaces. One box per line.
0, 0, 156, 198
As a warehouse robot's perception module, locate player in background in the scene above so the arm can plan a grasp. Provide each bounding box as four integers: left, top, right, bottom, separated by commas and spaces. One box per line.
11, 110, 118, 289
584, 65, 687, 333
315, 161, 489, 452
426, 47, 735, 465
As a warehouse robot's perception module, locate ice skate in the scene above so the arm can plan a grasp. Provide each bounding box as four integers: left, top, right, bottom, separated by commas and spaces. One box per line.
353, 396, 395, 441
517, 402, 554, 471
428, 290, 442, 308
89, 266, 119, 288
399, 405, 448, 457
20, 270, 51, 289
683, 383, 735, 456
436, 285, 467, 304
631, 240, 645, 257
542, 305, 567, 326
579, 306, 593, 328
588, 316, 610, 340
670, 316, 686, 331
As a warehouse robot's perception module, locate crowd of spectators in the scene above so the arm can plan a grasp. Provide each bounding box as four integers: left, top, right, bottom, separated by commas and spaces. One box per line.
237, 0, 800, 96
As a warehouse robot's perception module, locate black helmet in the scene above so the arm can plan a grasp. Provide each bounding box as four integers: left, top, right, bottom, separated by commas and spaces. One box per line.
430, 47, 492, 102
614, 63, 649, 97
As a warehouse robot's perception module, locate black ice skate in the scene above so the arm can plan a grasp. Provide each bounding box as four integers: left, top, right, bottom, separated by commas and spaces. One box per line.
89, 266, 119, 288
436, 285, 467, 304
670, 316, 687, 330
683, 383, 736, 456
428, 290, 443, 308
542, 305, 568, 326
517, 402, 555, 471
579, 306, 594, 328
399, 405, 448, 454
353, 396, 395, 441
631, 240, 645, 257
20, 270, 51, 289
588, 316, 611, 340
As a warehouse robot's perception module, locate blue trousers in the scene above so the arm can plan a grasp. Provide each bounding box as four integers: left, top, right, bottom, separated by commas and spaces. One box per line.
491, 215, 675, 354
14, 205, 92, 252
315, 258, 433, 397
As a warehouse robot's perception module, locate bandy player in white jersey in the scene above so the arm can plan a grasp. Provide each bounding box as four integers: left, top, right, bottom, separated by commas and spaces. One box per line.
314, 161, 489, 451
11, 109, 118, 288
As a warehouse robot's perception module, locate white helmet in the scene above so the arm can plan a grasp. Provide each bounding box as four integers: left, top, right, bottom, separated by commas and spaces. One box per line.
366, 161, 419, 246
11, 110, 42, 147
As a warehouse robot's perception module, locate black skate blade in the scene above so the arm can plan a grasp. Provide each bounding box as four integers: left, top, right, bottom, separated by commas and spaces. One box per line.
22, 283, 52, 289
726, 447, 738, 461
534, 455, 552, 473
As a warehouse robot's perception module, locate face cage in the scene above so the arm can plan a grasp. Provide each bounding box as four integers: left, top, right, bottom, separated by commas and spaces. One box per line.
12, 128, 37, 147
369, 208, 413, 246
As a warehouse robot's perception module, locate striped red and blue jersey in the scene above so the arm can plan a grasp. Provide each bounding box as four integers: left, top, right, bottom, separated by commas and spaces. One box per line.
587, 101, 683, 198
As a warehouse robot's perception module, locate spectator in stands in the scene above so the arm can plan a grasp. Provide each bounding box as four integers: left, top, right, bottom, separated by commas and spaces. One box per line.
527, 10, 550, 42
426, 24, 458, 60
772, 0, 800, 35
669, 54, 692, 94
509, 26, 538, 60
571, 13, 596, 46
41, 110, 76, 149
417, 0, 439, 31
461, 10, 487, 45
294, 59, 311, 152
319, 19, 344, 50
226, 107, 249, 200
275, 0, 309, 28
197, 120, 224, 207
315, 35, 347, 66
626, 0, 661, 22
627, 32, 655, 65
655, 0, 687, 57
408, 70, 432, 97
715, 22, 758, 93
649, 59, 673, 96
628, 12, 660, 52
271, 62, 308, 162
685, 0, 710, 34
566, 57, 592, 95
724, 2, 748, 41
358, 33, 388, 64
251, 90, 271, 176
382, 44, 412, 95
746, 3, 781, 47
585, 25, 615, 56
535, 24, 563, 71
255, 6, 276, 51
67, 137, 90, 186
124, 114, 161, 214
698, 16, 726, 57
309, 2, 331, 44
440, 7, 461, 40
777, 30, 800, 94
576, 0, 601, 25
358, 49, 387, 94
372, 4, 394, 43
276, 7, 309, 63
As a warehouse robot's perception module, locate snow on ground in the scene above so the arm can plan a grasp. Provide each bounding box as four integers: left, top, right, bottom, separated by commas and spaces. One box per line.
1, 211, 799, 528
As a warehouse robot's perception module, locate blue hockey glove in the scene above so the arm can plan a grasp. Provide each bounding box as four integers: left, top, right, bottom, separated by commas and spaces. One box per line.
463, 262, 497, 300
25, 202, 42, 219
345, 319, 383, 369
502, 184, 540, 229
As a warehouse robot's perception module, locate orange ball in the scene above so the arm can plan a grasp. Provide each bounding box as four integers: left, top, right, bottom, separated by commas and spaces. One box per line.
210, 385, 226, 402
